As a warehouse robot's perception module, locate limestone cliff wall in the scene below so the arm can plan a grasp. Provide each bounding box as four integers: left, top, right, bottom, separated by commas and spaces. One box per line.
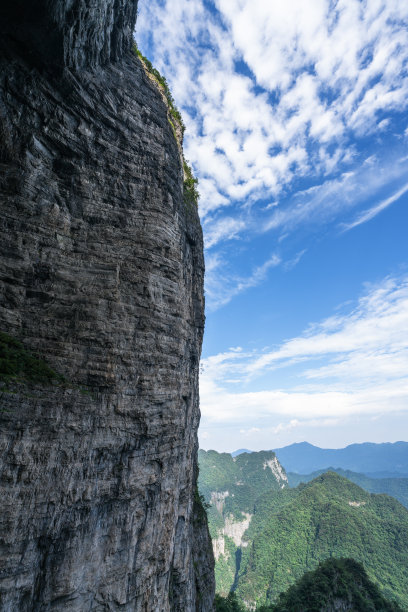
0, 1, 214, 609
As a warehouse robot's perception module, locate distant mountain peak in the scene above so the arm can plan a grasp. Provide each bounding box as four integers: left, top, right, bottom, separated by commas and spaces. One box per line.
273, 440, 408, 476
231, 448, 253, 457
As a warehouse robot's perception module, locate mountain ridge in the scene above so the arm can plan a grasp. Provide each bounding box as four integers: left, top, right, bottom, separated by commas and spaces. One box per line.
273, 441, 408, 475
236, 472, 408, 608
287, 467, 408, 508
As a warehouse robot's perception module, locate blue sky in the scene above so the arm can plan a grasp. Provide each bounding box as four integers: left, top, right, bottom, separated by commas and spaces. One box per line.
136, 0, 408, 452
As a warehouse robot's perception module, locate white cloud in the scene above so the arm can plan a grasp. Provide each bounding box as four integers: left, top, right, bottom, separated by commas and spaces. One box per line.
138, 0, 408, 225
137, 0, 408, 306
200, 275, 408, 424
272, 420, 301, 435
342, 181, 408, 231
204, 216, 245, 249
205, 252, 281, 310
240, 427, 260, 436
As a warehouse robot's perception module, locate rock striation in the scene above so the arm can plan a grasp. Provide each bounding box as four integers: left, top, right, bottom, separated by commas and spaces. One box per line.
0, 0, 214, 610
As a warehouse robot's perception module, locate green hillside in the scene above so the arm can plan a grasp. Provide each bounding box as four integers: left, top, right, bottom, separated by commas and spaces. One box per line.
199, 449, 288, 516
198, 449, 288, 593
288, 468, 408, 508
258, 558, 403, 611
235, 472, 408, 608
215, 558, 403, 611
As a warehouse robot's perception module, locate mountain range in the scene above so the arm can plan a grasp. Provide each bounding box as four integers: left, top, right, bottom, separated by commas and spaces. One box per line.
200, 447, 408, 609
287, 468, 408, 509
272, 441, 408, 476
198, 449, 287, 593
235, 472, 408, 608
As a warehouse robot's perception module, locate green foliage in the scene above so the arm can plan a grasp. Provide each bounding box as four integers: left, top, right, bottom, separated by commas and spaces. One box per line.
198, 449, 288, 595
215, 592, 245, 612
132, 41, 200, 209
183, 160, 200, 208
199, 449, 287, 519
257, 558, 403, 611
288, 468, 408, 509
193, 484, 211, 526
0, 331, 64, 385
132, 41, 185, 135
235, 472, 408, 608
214, 536, 238, 595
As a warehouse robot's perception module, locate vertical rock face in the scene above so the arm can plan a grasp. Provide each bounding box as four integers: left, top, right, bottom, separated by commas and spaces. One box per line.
0, 1, 214, 610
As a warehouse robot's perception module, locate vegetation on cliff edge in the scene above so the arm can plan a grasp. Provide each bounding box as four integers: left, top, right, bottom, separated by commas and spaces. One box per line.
183, 159, 200, 208
132, 42, 200, 209
132, 42, 185, 134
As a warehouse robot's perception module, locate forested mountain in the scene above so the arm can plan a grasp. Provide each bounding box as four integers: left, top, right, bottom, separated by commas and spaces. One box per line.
200, 448, 408, 609
257, 558, 403, 612
235, 473, 408, 608
287, 468, 408, 508
273, 441, 408, 475
215, 558, 403, 611
198, 450, 288, 511
198, 449, 287, 593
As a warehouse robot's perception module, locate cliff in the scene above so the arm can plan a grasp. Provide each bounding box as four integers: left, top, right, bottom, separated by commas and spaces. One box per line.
198, 450, 288, 595
0, 1, 214, 610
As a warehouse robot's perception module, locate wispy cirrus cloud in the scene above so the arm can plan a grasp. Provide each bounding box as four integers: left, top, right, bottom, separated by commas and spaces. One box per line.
263, 154, 408, 235
200, 275, 408, 426
205, 252, 281, 311
342, 181, 408, 231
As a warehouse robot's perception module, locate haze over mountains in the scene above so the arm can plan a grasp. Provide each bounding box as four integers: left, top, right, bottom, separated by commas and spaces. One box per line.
233, 441, 408, 476
287, 469, 408, 510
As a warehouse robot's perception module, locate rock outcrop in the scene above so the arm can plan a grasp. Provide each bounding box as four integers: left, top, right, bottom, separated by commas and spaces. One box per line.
0, 0, 214, 610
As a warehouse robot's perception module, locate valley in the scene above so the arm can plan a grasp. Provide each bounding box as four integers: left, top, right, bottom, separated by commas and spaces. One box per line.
199, 446, 408, 609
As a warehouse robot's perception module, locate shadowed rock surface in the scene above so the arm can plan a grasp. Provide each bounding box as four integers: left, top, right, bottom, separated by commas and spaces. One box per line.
268, 558, 403, 612
0, 0, 214, 609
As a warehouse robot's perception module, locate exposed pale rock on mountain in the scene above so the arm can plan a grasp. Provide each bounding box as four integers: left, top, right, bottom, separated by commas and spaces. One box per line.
198, 449, 287, 595
0, 1, 214, 610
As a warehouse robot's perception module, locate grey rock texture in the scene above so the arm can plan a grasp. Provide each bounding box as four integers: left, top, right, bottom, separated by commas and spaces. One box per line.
0, 0, 214, 610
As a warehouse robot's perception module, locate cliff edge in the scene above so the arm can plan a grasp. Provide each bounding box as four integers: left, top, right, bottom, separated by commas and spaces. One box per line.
0, 0, 214, 609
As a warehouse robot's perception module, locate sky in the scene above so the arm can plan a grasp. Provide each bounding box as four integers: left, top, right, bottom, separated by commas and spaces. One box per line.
136, 0, 408, 452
